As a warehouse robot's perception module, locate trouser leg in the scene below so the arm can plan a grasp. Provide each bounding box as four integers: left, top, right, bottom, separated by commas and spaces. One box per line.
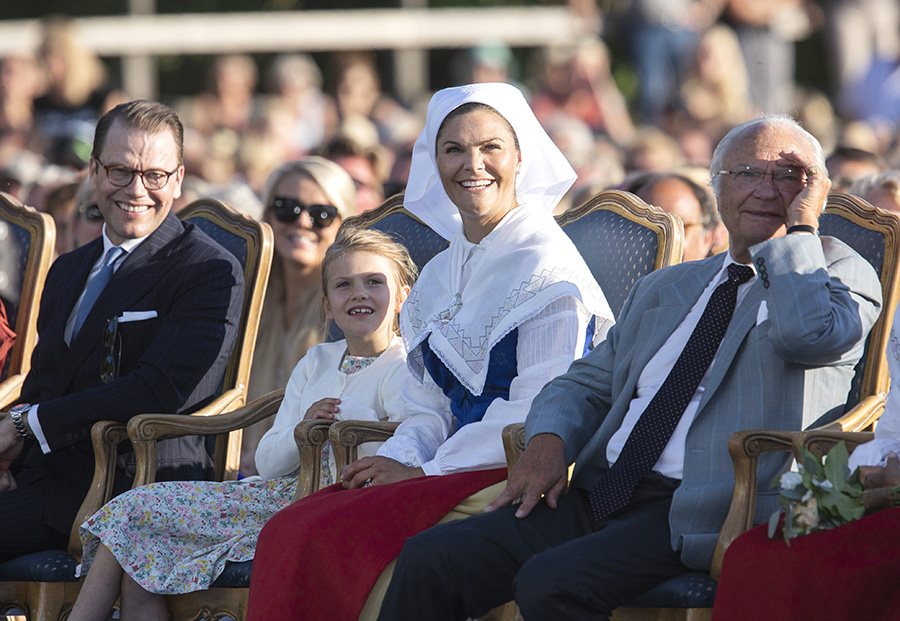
516, 474, 690, 620
0, 481, 68, 561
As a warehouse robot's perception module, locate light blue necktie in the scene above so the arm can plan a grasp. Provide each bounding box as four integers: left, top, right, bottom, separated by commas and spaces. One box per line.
73, 246, 124, 337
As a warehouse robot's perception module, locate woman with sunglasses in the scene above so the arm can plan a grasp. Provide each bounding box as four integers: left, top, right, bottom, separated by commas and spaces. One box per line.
241, 156, 355, 475
246, 82, 616, 620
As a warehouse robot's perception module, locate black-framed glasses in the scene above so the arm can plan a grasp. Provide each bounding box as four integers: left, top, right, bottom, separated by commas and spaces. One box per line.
81, 203, 104, 223
270, 196, 340, 228
716, 166, 806, 192
94, 157, 179, 190
101, 317, 121, 384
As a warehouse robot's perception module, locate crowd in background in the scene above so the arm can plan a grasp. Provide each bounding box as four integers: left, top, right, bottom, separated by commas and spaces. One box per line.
2, 2, 900, 469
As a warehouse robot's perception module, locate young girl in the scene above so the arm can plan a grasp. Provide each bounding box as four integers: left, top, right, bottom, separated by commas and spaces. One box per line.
68, 226, 417, 621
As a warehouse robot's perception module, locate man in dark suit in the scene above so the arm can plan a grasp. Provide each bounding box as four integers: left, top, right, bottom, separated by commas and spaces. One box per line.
0, 100, 244, 561
377, 115, 883, 619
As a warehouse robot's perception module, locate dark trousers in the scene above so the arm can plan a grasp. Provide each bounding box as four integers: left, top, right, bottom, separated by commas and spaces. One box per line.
0, 479, 68, 562
378, 473, 691, 621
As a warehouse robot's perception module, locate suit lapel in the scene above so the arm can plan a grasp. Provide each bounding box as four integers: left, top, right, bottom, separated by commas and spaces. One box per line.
58, 214, 186, 386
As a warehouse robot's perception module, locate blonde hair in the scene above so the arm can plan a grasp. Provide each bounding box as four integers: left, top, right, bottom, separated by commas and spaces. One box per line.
39, 16, 106, 106
322, 226, 418, 334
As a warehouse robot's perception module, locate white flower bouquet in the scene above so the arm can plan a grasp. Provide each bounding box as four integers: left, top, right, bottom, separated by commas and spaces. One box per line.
768, 441, 890, 544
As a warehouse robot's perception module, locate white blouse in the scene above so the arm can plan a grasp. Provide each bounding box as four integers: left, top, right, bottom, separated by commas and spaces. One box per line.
254, 337, 408, 481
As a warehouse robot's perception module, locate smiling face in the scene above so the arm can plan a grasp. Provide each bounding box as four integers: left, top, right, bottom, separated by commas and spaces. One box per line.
436, 107, 521, 243
90, 120, 184, 245
717, 124, 810, 262
323, 249, 408, 357
267, 172, 341, 270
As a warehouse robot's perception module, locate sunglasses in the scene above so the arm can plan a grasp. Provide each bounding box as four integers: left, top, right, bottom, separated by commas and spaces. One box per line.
101, 317, 121, 384
270, 196, 339, 228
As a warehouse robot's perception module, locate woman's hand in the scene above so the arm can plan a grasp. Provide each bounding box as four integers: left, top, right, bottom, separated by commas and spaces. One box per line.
304, 398, 341, 420
340, 456, 425, 489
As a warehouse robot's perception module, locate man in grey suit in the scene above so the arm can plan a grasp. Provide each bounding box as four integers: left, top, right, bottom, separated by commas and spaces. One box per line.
0, 100, 243, 561
377, 115, 883, 619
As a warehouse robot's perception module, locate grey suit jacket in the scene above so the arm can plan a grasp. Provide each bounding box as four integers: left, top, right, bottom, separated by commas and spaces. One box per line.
526, 233, 882, 570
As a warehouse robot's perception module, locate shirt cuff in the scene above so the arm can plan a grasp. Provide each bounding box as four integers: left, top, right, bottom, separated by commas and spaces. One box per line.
29, 405, 51, 454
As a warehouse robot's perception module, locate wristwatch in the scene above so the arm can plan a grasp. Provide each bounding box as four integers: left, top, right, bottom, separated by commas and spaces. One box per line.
8, 404, 31, 439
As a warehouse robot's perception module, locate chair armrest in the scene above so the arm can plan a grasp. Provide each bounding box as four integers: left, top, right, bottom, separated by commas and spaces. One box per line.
127, 389, 285, 488
812, 394, 885, 432
328, 420, 400, 473
67, 420, 131, 560
801, 430, 875, 457
710, 429, 803, 580
0, 373, 24, 409
292, 419, 335, 501
502, 423, 526, 476
190, 388, 246, 417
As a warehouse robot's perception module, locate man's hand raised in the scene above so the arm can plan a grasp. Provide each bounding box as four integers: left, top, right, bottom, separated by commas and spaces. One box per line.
485, 433, 568, 519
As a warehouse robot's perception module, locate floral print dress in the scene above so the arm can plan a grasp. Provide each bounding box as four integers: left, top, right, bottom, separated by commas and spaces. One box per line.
77, 352, 378, 594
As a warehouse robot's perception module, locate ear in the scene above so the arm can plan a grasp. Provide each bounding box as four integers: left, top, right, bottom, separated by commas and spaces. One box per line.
171, 165, 186, 200
395, 285, 411, 312
322, 294, 333, 320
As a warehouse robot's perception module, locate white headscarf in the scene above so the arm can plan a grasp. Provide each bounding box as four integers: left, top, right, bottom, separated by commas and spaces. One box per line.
400, 83, 614, 396
404, 82, 577, 241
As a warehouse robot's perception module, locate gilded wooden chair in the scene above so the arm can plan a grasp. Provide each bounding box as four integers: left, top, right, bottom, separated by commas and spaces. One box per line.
813, 192, 900, 431
0, 198, 272, 620
0, 192, 55, 406
500, 192, 900, 621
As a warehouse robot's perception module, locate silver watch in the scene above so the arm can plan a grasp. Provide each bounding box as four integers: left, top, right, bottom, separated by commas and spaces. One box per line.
8, 404, 31, 439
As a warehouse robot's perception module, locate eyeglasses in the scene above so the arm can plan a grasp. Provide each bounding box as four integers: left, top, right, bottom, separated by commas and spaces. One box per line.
81, 203, 104, 223
101, 317, 121, 384
270, 196, 340, 228
716, 166, 806, 192
94, 157, 179, 190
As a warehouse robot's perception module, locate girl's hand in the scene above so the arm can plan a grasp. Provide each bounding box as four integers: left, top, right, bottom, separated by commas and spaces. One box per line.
304, 398, 341, 420
340, 456, 425, 488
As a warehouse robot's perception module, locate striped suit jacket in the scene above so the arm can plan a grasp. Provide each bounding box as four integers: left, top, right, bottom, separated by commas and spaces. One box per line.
12, 212, 244, 535
526, 233, 883, 571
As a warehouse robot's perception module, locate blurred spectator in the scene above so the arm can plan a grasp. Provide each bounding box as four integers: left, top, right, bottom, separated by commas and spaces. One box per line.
41, 179, 80, 257
0, 149, 44, 201
627, 171, 719, 261
679, 23, 755, 135
825, 146, 887, 191
31, 16, 122, 170
529, 39, 634, 145
0, 55, 40, 149
723, 0, 815, 114
624, 126, 686, 173
824, 0, 900, 110
71, 175, 103, 249
191, 54, 260, 138
317, 134, 388, 214
848, 171, 900, 214
623, 0, 723, 124
263, 53, 337, 157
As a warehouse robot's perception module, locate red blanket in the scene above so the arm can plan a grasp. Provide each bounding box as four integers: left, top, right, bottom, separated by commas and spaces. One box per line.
712, 508, 900, 621
246, 468, 507, 621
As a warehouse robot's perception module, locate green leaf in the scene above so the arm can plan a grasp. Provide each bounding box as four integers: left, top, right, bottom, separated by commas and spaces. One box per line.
780, 486, 806, 501
768, 510, 782, 540
821, 490, 865, 522
824, 442, 850, 493
801, 447, 825, 479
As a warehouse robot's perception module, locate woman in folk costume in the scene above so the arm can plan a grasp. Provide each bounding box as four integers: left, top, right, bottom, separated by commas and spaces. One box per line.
245, 82, 615, 621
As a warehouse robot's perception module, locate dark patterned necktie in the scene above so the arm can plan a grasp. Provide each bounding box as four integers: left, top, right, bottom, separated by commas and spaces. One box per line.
588, 263, 755, 523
